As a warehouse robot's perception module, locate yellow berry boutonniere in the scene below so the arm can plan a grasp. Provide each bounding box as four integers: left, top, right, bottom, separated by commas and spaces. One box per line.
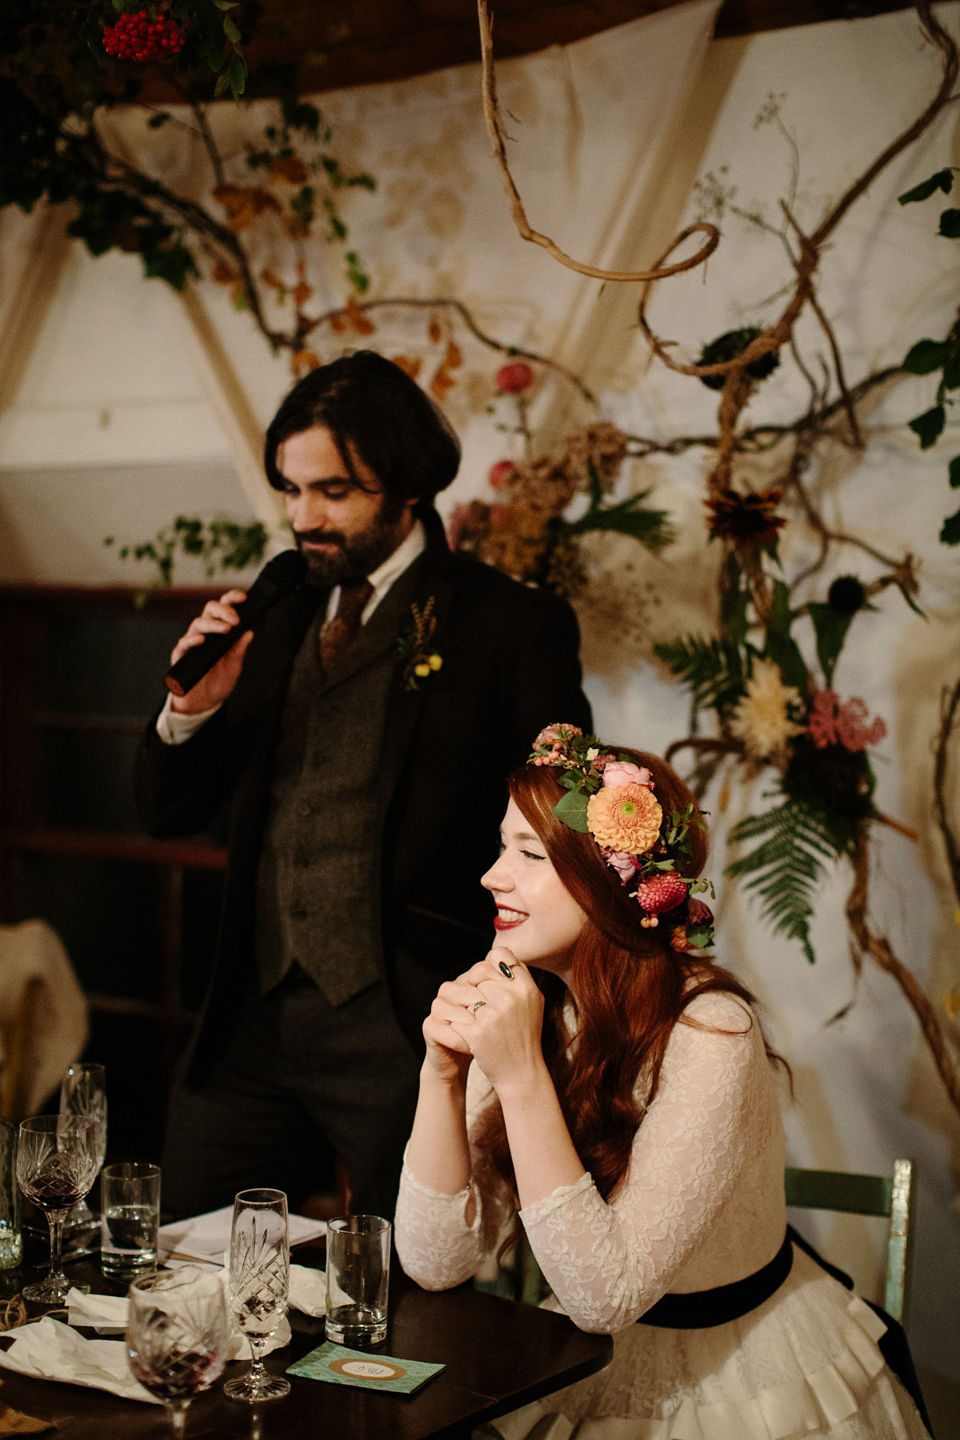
398, 597, 443, 691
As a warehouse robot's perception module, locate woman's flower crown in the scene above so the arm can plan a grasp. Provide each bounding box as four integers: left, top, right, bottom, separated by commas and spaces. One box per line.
528, 724, 715, 952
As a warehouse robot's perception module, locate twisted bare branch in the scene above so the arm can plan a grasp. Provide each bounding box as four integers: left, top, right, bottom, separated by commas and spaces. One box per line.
847, 833, 960, 1116
934, 673, 960, 908
477, 0, 719, 284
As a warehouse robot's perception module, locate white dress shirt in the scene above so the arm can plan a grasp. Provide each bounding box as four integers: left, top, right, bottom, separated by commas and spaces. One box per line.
156, 519, 427, 745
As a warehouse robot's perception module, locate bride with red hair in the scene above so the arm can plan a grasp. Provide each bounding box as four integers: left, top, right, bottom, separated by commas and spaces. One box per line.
395, 726, 930, 1440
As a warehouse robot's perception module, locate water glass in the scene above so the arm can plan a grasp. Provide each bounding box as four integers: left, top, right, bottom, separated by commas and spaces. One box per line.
0, 1117, 21, 1270
101, 1162, 160, 1278
326, 1215, 390, 1347
127, 1267, 228, 1437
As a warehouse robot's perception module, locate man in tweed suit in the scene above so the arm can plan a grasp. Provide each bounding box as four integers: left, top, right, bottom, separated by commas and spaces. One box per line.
138, 351, 592, 1218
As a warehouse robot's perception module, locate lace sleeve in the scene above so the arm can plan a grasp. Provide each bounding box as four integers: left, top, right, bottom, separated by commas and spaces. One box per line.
519, 993, 767, 1333
395, 1065, 516, 1290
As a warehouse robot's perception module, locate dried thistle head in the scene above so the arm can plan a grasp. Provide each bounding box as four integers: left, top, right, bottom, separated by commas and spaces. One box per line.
560, 422, 629, 493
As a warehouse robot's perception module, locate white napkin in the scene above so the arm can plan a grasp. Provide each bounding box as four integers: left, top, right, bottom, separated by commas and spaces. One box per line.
289, 1263, 325, 1318
0, 1317, 161, 1404
66, 1288, 128, 1334
159, 1207, 325, 1265
64, 1284, 291, 1361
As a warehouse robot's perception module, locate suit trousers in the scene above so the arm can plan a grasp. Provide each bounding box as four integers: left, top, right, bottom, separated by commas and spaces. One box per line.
160, 971, 422, 1221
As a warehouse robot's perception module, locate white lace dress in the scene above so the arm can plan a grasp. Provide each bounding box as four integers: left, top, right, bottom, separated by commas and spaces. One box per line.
395, 992, 927, 1440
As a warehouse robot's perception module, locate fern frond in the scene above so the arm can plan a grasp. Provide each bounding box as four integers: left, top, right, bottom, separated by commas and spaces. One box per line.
726, 799, 841, 963
654, 634, 744, 715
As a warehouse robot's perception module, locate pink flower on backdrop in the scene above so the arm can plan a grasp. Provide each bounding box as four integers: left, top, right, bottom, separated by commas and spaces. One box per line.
808, 690, 886, 752
603, 851, 640, 884
489, 460, 516, 490
496, 361, 534, 394
836, 697, 887, 752
602, 760, 654, 790
808, 689, 838, 748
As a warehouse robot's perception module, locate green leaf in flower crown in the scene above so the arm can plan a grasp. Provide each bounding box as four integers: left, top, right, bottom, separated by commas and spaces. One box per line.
903, 339, 951, 374
941, 507, 960, 546
909, 405, 946, 449
807, 602, 853, 689
686, 924, 714, 949
552, 788, 590, 832
898, 169, 954, 205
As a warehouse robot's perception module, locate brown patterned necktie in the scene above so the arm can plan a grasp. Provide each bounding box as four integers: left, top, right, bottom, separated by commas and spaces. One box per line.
318, 578, 374, 675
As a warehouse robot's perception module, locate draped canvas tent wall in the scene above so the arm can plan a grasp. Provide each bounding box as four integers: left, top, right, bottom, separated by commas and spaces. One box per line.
1, 0, 958, 1392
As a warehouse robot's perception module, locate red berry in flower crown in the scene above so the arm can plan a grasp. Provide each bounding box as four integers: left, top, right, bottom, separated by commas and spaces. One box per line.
633, 872, 687, 920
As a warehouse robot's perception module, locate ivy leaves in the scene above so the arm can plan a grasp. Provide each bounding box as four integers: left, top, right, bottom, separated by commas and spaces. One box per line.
899, 168, 960, 543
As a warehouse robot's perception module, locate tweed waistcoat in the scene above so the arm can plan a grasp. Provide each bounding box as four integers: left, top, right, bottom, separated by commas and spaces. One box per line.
254, 558, 425, 1005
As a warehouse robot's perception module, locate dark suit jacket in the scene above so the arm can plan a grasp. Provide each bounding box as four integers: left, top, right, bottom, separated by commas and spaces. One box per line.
136, 508, 592, 1083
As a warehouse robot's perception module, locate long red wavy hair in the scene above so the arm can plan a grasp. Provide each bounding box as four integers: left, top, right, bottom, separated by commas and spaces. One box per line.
480, 746, 784, 1204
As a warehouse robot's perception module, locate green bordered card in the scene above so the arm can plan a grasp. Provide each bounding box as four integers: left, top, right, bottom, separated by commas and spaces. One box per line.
286, 1341, 445, 1395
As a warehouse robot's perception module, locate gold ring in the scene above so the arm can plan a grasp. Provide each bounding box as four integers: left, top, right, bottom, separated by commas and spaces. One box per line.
472, 1000, 487, 1014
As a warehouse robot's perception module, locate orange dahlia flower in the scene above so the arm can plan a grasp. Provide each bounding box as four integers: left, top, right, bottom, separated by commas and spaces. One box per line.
586, 784, 662, 855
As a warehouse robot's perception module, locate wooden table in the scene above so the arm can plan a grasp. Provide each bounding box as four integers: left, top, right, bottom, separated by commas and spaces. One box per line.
0, 1252, 612, 1439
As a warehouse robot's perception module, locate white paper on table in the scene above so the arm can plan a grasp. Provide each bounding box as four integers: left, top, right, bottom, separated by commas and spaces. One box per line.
159, 1206, 325, 1264
0, 1316, 161, 1403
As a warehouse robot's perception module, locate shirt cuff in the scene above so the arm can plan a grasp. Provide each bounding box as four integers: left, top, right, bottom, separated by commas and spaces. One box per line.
156, 693, 221, 745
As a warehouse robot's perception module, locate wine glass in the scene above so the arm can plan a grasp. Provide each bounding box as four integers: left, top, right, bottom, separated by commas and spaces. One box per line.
16, 1115, 99, 1303
126, 1267, 229, 1437
224, 1188, 290, 1404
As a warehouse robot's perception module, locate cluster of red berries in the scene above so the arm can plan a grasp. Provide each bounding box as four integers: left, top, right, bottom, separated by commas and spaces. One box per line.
103, 11, 184, 62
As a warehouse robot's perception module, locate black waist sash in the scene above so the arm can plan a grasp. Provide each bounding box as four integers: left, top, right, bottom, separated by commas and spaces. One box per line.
638, 1229, 793, 1329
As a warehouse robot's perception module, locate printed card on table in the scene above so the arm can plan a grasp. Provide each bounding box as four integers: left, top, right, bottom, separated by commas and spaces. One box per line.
287, 1341, 445, 1395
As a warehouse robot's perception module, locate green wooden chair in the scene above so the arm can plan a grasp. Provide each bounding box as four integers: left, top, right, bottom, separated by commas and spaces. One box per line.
785, 1158, 915, 1324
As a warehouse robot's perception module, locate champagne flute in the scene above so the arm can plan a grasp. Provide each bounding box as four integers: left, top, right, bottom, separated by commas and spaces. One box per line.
16, 1115, 98, 1303
126, 1267, 229, 1437
59, 1064, 107, 1240
224, 1188, 290, 1404
59, 1064, 107, 1173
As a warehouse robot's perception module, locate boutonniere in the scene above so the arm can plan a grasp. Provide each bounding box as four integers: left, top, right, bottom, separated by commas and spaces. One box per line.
398, 597, 443, 691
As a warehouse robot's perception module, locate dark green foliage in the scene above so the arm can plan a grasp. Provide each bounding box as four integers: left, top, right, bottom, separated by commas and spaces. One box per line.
782, 736, 874, 854
653, 634, 745, 716
898, 168, 954, 204
105, 516, 268, 595
697, 327, 781, 391
763, 579, 807, 691
939, 209, 960, 238
727, 799, 840, 964
562, 464, 674, 554
941, 508, 960, 545
949, 456, 960, 488
808, 603, 853, 688
904, 339, 952, 374
909, 405, 946, 449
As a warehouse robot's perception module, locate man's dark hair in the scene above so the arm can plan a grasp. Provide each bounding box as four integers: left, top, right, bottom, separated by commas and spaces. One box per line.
264, 350, 461, 508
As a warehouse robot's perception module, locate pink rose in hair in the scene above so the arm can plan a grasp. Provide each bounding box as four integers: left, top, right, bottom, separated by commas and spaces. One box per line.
604, 851, 639, 884
533, 723, 581, 749
602, 760, 653, 791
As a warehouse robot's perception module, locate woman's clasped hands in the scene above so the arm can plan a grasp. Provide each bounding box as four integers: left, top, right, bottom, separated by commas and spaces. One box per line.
422, 951, 547, 1095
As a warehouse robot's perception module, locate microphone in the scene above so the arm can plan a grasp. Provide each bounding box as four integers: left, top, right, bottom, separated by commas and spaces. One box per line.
164, 549, 308, 698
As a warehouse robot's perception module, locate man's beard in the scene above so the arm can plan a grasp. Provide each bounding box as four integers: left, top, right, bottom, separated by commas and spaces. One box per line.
295, 497, 409, 586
